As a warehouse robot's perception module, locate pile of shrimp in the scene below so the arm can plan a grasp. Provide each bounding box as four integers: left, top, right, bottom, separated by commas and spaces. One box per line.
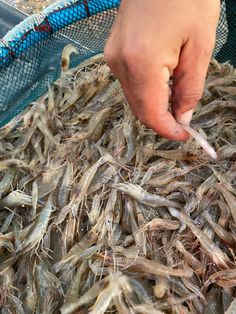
0, 46, 235, 314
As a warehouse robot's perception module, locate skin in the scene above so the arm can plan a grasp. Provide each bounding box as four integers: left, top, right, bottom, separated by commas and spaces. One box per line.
104, 0, 220, 141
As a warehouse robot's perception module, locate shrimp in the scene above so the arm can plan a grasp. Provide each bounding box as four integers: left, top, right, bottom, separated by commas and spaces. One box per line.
169, 208, 230, 268
153, 277, 169, 299
65, 261, 88, 303
129, 278, 153, 304
47, 83, 55, 112
122, 235, 135, 248
13, 123, 37, 153
101, 248, 193, 278
0, 234, 14, 253
61, 44, 78, 73
175, 240, 202, 275
217, 183, 236, 224
0, 115, 21, 140
140, 160, 175, 186
87, 194, 101, 225
147, 165, 198, 188
58, 163, 73, 209
1, 211, 15, 234
221, 289, 233, 314
38, 166, 63, 198
54, 237, 99, 273
202, 211, 235, 247
204, 269, 236, 289
35, 263, 62, 314
181, 124, 217, 160
126, 198, 147, 255
122, 120, 137, 164
89, 282, 121, 314
0, 159, 28, 170
89, 274, 131, 314
142, 147, 196, 161
225, 298, 236, 314
30, 181, 38, 221
195, 174, 216, 200
69, 108, 111, 142
217, 201, 231, 229
113, 294, 131, 314
36, 118, 58, 147
0, 191, 32, 208
0, 169, 15, 198
69, 156, 107, 217
31, 132, 45, 163
141, 218, 181, 231
21, 196, 53, 251
21, 264, 37, 313
114, 183, 181, 209
203, 286, 221, 314
60, 279, 107, 314
89, 259, 111, 277
132, 304, 165, 314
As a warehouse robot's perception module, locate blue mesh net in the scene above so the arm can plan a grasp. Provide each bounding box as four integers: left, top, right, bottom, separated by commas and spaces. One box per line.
0, 0, 235, 127
0, 0, 121, 127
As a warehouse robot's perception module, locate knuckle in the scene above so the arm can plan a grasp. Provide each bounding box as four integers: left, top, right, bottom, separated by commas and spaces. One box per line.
183, 91, 202, 105
174, 89, 203, 109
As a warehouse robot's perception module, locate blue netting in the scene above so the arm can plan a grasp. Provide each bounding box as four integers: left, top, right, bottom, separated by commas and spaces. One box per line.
0, 0, 121, 127
0, 0, 235, 128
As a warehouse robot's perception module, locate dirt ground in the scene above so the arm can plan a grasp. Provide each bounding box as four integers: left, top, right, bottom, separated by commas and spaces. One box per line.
4, 0, 57, 14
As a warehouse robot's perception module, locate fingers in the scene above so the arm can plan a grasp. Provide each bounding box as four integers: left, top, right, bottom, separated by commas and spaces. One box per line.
171, 35, 216, 125
105, 47, 189, 141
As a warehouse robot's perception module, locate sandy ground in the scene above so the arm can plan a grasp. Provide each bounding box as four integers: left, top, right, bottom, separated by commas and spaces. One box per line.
4, 0, 57, 14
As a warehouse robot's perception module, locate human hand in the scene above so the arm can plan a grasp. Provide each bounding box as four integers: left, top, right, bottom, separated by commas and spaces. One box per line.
105, 0, 220, 140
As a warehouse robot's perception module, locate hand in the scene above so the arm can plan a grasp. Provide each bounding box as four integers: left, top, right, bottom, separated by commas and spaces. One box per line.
105, 0, 220, 140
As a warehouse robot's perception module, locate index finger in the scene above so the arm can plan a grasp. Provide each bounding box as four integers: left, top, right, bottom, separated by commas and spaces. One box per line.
121, 62, 189, 141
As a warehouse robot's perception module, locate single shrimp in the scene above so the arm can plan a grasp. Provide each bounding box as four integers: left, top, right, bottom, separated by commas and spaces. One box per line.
113, 294, 131, 314
202, 211, 235, 247
0, 169, 15, 198
21, 196, 53, 251
0, 159, 28, 170
0, 191, 32, 208
65, 262, 88, 303
114, 183, 181, 209
87, 194, 101, 225
181, 124, 217, 160
217, 183, 236, 224
30, 181, 38, 221
175, 240, 202, 275
60, 279, 107, 314
61, 44, 78, 73
58, 163, 73, 209
217, 200, 231, 229
126, 198, 147, 255
141, 218, 181, 231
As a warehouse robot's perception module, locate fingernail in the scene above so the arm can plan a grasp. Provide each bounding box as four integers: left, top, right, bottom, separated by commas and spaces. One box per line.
176, 109, 193, 125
